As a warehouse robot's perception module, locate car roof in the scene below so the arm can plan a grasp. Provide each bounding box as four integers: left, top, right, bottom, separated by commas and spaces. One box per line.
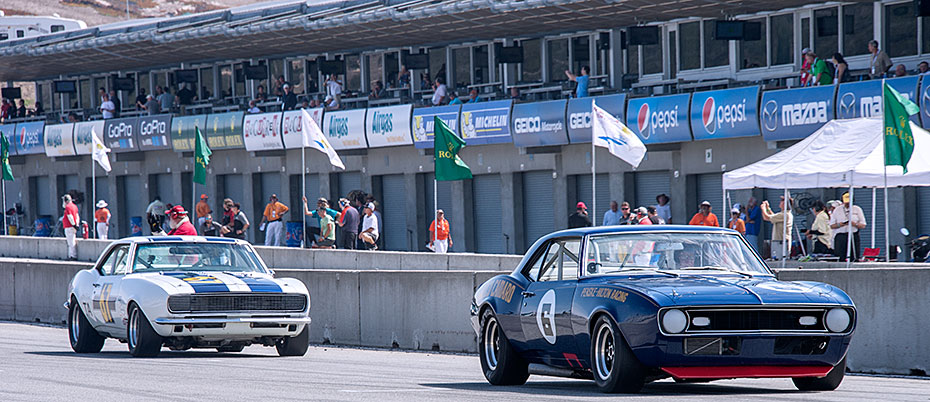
545, 225, 738, 238
106, 236, 249, 246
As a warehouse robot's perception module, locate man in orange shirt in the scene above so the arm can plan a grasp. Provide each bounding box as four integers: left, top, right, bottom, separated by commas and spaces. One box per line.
94, 200, 111, 240
195, 194, 211, 229
688, 201, 719, 227
261, 194, 289, 246
428, 209, 452, 253
728, 207, 746, 235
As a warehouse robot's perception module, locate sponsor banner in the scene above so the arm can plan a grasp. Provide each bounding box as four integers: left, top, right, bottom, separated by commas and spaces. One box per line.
921, 77, 930, 129
170, 115, 206, 152
44, 123, 76, 157
282, 108, 324, 149
103, 117, 139, 153
511, 100, 569, 147
322, 109, 367, 150
243, 112, 285, 151
205, 112, 245, 150
567, 94, 626, 143
137, 114, 173, 151
837, 76, 920, 123
0, 124, 18, 156
14, 121, 45, 155
366, 104, 413, 148
625, 94, 692, 144
413, 105, 461, 149
73, 121, 105, 155
690, 86, 760, 140
760, 85, 835, 141
460, 100, 513, 145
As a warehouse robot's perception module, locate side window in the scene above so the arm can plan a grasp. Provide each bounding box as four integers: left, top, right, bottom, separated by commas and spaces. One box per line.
112, 247, 131, 275
561, 239, 581, 280
538, 237, 582, 282
51, 25, 65, 33
97, 246, 126, 275
538, 243, 561, 282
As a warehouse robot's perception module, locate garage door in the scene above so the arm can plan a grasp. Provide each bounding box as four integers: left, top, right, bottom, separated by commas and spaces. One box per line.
380, 174, 409, 251
919, 187, 930, 235
574, 173, 609, 226
522, 171, 555, 252
90, 177, 110, 224
61, 174, 79, 194
35, 176, 53, 218
221, 174, 245, 209
337, 172, 362, 200
854, 188, 886, 254
696, 173, 723, 227
119, 175, 142, 237
634, 171, 671, 212
472, 174, 504, 254
153, 174, 176, 206
300, 174, 321, 227
424, 175, 455, 251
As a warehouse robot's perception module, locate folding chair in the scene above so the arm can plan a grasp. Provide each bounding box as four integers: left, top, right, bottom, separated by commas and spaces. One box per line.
862, 248, 880, 262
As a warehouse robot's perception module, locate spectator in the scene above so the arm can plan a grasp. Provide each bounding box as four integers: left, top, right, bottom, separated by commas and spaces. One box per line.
145, 196, 166, 234
688, 201, 719, 227
761, 197, 793, 261
281, 84, 297, 111
359, 202, 379, 250
300, 99, 310, 110
510, 87, 522, 101
800, 48, 812, 86
919, 61, 930, 75
618, 201, 635, 225
398, 65, 411, 88
16, 100, 27, 118
200, 214, 223, 237
99, 93, 115, 119
219, 198, 235, 235
32, 101, 44, 116
420, 73, 432, 90
428, 209, 452, 253
744, 197, 762, 252
324, 95, 339, 111
805, 200, 833, 255
634, 207, 652, 225
247, 100, 261, 114
364, 195, 383, 247
647, 206, 664, 224
109, 90, 121, 118
94, 200, 110, 240
176, 84, 196, 107
311, 202, 337, 249
728, 207, 745, 235
370, 80, 386, 99
200, 86, 212, 100
255, 85, 268, 102
0, 99, 10, 121
335, 198, 359, 250
806, 51, 832, 86
431, 77, 448, 106
565, 66, 590, 98
832, 53, 851, 84
868, 40, 892, 79
326, 75, 343, 103
225, 203, 249, 240
894, 64, 908, 77
309, 99, 321, 108
195, 194, 211, 228
448, 91, 462, 105
135, 87, 147, 110
260, 194, 289, 247
143, 94, 160, 115
274, 75, 287, 97
162, 203, 174, 233
61, 194, 79, 260
166, 205, 197, 236
568, 202, 593, 228
66, 112, 79, 123
655, 194, 672, 224
830, 192, 866, 262
465, 88, 482, 104
603, 201, 622, 226
302, 196, 339, 246
156, 86, 174, 113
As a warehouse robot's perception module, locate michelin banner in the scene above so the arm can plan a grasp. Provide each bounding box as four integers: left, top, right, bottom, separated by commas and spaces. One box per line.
511, 100, 569, 147
44, 123, 76, 157
625, 94, 692, 144
170, 115, 206, 152
689, 86, 760, 141
567, 94, 626, 143
14, 121, 45, 155
73, 121, 105, 155
366, 104, 413, 148
322, 109, 367, 150
460, 100, 513, 145
282, 108, 324, 149
137, 114, 172, 151
413, 105, 460, 149
243, 112, 285, 151
760, 85, 835, 141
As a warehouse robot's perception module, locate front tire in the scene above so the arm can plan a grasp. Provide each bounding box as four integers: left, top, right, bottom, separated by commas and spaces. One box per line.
478, 309, 528, 385
276, 325, 310, 356
591, 315, 645, 393
127, 303, 163, 357
793, 357, 846, 391
68, 296, 105, 353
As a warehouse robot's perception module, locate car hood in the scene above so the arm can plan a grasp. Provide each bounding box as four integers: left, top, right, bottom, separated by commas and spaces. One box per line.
607, 274, 844, 307
127, 271, 299, 295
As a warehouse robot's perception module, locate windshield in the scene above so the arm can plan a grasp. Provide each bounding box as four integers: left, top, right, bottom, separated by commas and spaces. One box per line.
584, 232, 771, 276
132, 243, 266, 273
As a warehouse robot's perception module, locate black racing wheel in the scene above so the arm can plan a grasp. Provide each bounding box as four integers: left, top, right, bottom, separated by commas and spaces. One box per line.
590, 315, 645, 393
478, 309, 529, 385
68, 296, 105, 353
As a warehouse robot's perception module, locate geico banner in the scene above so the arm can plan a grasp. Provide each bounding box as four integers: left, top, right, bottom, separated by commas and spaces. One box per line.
137, 114, 172, 151
413, 105, 460, 149
366, 104, 413, 148
73, 121, 105, 155
44, 123, 76, 157
282, 108, 324, 149
243, 112, 285, 151
103, 117, 139, 153
205, 112, 245, 150
0, 124, 18, 156
460, 100, 513, 145
760, 85, 835, 141
625, 94, 692, 144
511, 99, 569, 147
14, 121, 45, 155
323, 109, 367, 150
690, 86, 760, 141
837, 76, 920, 124
567, 94, 626, 143
170, 115, 206, 152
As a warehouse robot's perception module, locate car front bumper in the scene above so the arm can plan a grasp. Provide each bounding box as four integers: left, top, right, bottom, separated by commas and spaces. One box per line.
152, 316, 311, 339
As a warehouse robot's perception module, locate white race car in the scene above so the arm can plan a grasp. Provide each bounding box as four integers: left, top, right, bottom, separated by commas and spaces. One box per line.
65, 236, 311, 357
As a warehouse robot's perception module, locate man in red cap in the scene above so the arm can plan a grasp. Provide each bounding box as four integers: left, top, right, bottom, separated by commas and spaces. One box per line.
166, 205, 197, 236
568, 201, 592, 229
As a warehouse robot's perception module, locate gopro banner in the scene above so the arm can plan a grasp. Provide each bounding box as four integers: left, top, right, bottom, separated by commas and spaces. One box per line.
511, 100, 569, 147
243, 112, 285, 151
625, 94, 692, 144
103, 117, 139, 153
170, 115, 206, 152
73, 121, 105, 155
460, 100, 513, 145
567, 94, 626, 143
322, 109, 367, 150
282, 108, 324, 149
0, 124, 17, 156
837, 76, 920, 123
14, 121, 46, 155
690, 86, 760, 141
204, 112, 244, 150
760, 85, 835, 141
413, 105, 460, 149
137, 114, 173, 151
44, 123, 76, 157
366, 104, 413, 148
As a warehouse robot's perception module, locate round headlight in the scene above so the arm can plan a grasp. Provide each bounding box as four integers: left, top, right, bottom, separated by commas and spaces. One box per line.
825, 308, 851, 332
662, 309, 687, 334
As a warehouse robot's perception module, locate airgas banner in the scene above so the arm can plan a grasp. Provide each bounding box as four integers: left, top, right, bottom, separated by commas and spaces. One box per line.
170, 115, 206, 152
322, 109, 367, 150
204, 112, 244, 150
567, 93, 626, 143
365, 104, 413, 148
413, 105, 460, 149
137, 114, 172, 151
625, 94, 692, 144
103, 117, 139, 152
243, 112, 284, 151
73, 121, 105, 155
837, 76, 920, 123
282, 108, 324, 149
760, 85, 835, 141
511, 99, 569, 147
690, 86, 760, 140
14, 121, 45, 155
44, 123, 76, 156
0, 124, 17, 156
460, 100, 513, 145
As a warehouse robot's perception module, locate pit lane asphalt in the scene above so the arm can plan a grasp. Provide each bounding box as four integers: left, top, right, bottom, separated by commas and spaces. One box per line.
2, 322, 926, 402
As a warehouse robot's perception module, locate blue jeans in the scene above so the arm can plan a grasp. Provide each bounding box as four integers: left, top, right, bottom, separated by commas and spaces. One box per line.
744, 234, 760, 253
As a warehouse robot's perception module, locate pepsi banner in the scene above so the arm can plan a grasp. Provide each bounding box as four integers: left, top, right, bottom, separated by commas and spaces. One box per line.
204, 112, 244, 150
13, 121, 45, 155
460, 100, 513, 145
760, 85, 835, 141
73, 121, 105, 155
625, 94, 692, 144
412, 105, 460, 149
103, 117, 139, 153
282, 108, 324, 149
322, 109, 367, 150
170, 115, 206, 152
44, 123, 76, 157
567, 94, 626, 143
0, 124, 18, 156
511, 100, 569, 147
836, 76, 920, 123
137, 114, 172, 151
243, 112, 284, 151
366, 104, 413, 148
690, 86, 760, 140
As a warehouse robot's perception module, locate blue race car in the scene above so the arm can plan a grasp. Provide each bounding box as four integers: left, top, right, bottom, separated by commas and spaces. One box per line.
471, 226, 855, 393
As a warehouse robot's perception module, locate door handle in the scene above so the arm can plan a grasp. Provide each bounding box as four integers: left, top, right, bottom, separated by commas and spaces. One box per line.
522, 291, 535, 298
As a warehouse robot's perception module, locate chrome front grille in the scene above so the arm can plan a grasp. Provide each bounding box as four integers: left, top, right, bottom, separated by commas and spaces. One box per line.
168, 294, 307, 313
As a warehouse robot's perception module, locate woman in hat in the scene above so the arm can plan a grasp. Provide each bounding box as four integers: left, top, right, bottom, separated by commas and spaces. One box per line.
94, 200, 111, 240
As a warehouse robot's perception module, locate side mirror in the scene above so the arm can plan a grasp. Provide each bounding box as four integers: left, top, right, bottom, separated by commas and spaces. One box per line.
586, 262, 601, 274
901, 228, 910, 237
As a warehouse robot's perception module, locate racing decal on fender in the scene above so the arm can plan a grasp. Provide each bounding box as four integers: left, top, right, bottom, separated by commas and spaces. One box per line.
581, 286, 628, 302
536, 289, 557, 344
93, 283, 115, 323
161, 272, 230, 293
486, 279, 517, 303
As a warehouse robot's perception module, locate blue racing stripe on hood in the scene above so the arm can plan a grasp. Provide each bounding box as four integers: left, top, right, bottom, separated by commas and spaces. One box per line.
236, 275, 282, 293
161, 272, 230, 293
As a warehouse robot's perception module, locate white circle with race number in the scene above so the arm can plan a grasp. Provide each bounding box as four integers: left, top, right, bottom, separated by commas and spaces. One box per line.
536, 289, 557, 344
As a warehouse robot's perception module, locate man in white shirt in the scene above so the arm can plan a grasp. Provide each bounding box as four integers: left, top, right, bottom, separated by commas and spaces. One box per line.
100, 93, 115, 119
431, 78, 447, 106
359, 202, 379, 250
145, 196, 167, 235
655, 194, 672, 224
326, 74, 343, 100
829, 192, 866, 262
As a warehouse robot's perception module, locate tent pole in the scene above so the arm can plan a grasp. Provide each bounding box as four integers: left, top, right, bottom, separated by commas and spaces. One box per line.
871, 187, 875, 248
591, 133, 596, 227
782, 187, 788, 269
846, 172, 854, 268
92, 162, 96, 239
301, 145, 306, 248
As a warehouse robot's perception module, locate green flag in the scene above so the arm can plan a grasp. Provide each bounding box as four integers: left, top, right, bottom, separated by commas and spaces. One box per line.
433, 116, 472, 181
0, 134, 13, 181
883, 82, 919, 173
193, 126, 212, 185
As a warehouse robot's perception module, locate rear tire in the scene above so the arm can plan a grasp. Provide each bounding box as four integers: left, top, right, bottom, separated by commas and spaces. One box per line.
68, 296, 105, 353
793, 357, 846, 391
478, 309, 529, 385
590, 315, 645, 393
276, 325, 310, 356
127, 303, 163, 357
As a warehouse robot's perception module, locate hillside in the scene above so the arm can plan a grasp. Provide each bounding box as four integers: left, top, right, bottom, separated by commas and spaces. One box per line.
2, 0, 259, 27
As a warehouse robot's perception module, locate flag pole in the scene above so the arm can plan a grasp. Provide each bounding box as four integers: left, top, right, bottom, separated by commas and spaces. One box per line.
591, 100, 596, 226
881, 78, 890, 262
301, 143, 306, 248
92, 159, 96, 239
433, 177, 438, 251
2, 180, 6, 236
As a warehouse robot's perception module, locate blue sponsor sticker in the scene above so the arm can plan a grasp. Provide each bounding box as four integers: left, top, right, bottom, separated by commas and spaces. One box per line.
625, 94, 692, 144
759, 85, 836, 141
837, 76, 920, 124
460, 100, 513, 145
690, 86, 760, 140
13, 121, 45, 155
511, 100, 569, 147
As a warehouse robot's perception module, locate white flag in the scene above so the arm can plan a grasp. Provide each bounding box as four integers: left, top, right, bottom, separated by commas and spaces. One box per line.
91, 128, 112, 173
592, 101, 646, 168
301, 108, 345, 170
